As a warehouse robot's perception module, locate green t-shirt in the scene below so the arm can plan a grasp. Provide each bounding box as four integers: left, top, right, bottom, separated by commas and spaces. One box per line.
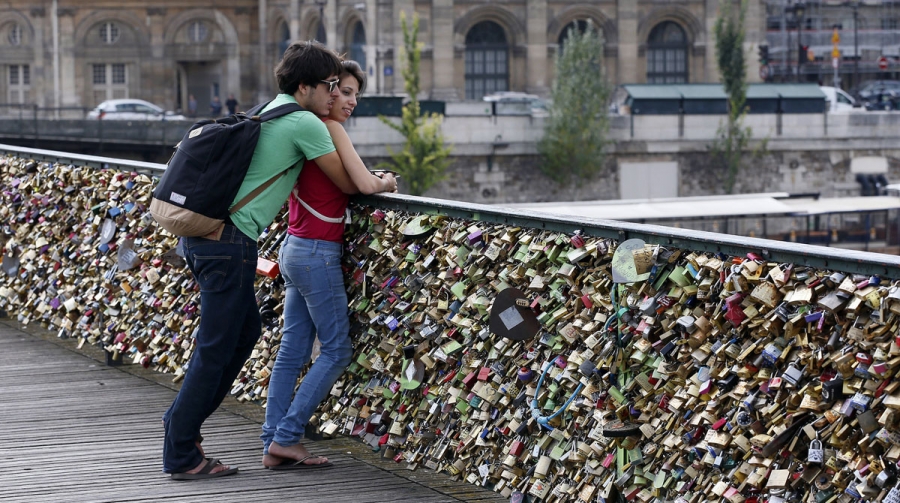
230, 94, 335, 239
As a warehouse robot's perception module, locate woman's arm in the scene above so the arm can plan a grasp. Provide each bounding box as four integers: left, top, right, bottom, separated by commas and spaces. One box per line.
311, 151, 359, 194
326, 121, 395, 194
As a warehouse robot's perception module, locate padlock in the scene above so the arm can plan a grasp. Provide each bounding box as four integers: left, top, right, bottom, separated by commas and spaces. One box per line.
877, 467, 897, 489
851, 392, 871, 412
782, 362, 806, 386
821, 375, 843, 403
808, 438, 824, 465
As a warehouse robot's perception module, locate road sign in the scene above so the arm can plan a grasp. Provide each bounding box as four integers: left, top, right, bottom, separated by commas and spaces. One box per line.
833, 57, 840, 69
878, 56, 889, 71
832, 47, 841, 58
759, 64, 770, 80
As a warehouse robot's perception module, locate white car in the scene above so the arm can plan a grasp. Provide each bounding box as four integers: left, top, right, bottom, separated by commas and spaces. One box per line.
482, 92, 548, 115
819, 86, 858, 113
87, 99, 186, 120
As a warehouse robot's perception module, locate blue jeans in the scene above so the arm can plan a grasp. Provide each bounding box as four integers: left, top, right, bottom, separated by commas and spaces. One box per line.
162, 225, 261, 473
261, 235, 353, 453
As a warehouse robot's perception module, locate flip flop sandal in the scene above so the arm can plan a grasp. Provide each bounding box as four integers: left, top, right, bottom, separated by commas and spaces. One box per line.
267, 455, 334, 471
170, 458, 239, 481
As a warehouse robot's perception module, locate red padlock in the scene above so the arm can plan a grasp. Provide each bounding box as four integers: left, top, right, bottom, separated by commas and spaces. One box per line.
581, 294, 593, 309
462, 370, 477, 388
509, 440, 525, 457
256, 257, 280, 278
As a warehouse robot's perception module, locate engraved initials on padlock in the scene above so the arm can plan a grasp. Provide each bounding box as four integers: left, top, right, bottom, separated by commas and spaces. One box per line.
886, 483, 900, 503
808, 438, 823, 464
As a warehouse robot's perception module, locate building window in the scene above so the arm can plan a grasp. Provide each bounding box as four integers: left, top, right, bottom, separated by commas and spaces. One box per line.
646, 21, 688, 84
882, 19, 899, 30
278, 21, 290, 57
99, 22, 119, 44
7, 64, 30, 104
558, 20, 590, 49
464, 21, 508, 100
8, 23, 22, 46
92, 63, 128, 104
349, 21, 367, 71
188, 21, 208, 43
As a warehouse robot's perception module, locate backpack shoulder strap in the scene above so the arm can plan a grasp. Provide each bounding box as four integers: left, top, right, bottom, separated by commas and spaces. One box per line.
245, 101, 270, 117
227, 101, 307, 215
258, 103, 306, 122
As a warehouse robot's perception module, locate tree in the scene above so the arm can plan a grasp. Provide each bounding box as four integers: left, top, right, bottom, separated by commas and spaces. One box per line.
537, 23, 611, 185
711, 0, 759, 194
377, 12, 452, 196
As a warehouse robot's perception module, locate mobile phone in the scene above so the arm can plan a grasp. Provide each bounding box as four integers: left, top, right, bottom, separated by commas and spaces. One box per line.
371, 170, 401, 179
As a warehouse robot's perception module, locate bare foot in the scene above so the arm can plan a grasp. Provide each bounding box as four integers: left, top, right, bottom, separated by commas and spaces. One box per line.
185, 458, 232, 475
266, 442, 329, 466
262, 453, 284, 468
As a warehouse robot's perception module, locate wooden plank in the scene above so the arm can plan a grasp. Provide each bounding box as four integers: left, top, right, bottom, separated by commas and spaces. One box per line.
0, 322, 506, 503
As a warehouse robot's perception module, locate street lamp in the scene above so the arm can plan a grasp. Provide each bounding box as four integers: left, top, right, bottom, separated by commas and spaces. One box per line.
794, 2, 806, 82
315, 0, 327, 44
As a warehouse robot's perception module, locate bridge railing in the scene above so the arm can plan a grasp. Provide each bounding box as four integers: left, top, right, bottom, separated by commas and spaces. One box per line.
1, 143, 899, 501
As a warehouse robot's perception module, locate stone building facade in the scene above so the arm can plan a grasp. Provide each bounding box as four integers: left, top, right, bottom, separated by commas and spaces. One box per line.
0, 0, 767, 114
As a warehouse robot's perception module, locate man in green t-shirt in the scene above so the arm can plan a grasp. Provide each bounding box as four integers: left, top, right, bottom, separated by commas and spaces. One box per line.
162, 40, 350, 480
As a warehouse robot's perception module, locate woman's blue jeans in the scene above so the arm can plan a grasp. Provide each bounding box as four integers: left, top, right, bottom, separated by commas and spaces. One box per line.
162, 225, 260, 473
261, 235, 353, 453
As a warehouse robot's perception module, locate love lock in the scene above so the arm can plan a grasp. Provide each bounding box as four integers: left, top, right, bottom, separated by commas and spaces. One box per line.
877, 458, 898, 489
807, 438, 823, 465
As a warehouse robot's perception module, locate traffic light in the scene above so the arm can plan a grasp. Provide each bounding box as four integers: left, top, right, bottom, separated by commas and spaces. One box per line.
758, 45, 769, 65
799, 44, 810, 62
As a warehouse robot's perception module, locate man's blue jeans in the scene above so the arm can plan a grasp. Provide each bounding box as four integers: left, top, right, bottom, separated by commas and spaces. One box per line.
162, 225, 260, 473
261, 235, 353, 453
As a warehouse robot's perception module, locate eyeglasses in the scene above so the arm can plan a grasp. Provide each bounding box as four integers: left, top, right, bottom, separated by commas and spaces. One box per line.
319, 79, 340, 93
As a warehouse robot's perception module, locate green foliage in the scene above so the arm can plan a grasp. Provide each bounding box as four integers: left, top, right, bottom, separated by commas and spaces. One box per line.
711, 0, 760, 194
537, 23, 610, 185
377, 12, 452, 196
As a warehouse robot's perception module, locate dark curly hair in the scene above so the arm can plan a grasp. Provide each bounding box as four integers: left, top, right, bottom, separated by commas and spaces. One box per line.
275, 41, 342, 95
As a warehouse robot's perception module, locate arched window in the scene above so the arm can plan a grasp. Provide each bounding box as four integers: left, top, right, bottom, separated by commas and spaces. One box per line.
558, 20, 590, 48
646, 21, 688, 83
278, 21, 290, 57
316, 14, 326, 44
8, 23, 22, 46
188, 21, 208, 43
349, 21, 366, 71
465, 21, 508, 100
99, 22, 119, 44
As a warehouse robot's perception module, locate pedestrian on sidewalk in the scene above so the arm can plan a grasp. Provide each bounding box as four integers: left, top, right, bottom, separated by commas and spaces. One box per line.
226, 94, 239, 115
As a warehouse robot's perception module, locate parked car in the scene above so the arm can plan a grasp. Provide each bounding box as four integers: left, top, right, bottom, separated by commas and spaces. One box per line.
854, 80, 900, 110
87, 99, 186, 120
863, 92, 900, 111
819, 86, 858, 113
482, 92, 547, 115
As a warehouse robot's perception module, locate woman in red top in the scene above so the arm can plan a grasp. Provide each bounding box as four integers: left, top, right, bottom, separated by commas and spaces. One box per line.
262, 60, 397, 469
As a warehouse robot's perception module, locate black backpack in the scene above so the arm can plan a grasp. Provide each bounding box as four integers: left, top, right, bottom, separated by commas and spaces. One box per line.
150, 100, 305, 237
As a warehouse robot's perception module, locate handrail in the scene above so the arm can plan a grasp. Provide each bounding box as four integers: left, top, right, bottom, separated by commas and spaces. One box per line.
3, 142, 899, 278
0, 142, 164, 174
358, 193, 900, 279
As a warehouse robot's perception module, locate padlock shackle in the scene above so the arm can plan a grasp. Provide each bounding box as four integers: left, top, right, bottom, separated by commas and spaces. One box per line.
529, 354, 584, 431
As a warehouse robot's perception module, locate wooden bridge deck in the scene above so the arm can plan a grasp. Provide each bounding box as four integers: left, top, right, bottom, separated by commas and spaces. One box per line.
0, 320, 504, 503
